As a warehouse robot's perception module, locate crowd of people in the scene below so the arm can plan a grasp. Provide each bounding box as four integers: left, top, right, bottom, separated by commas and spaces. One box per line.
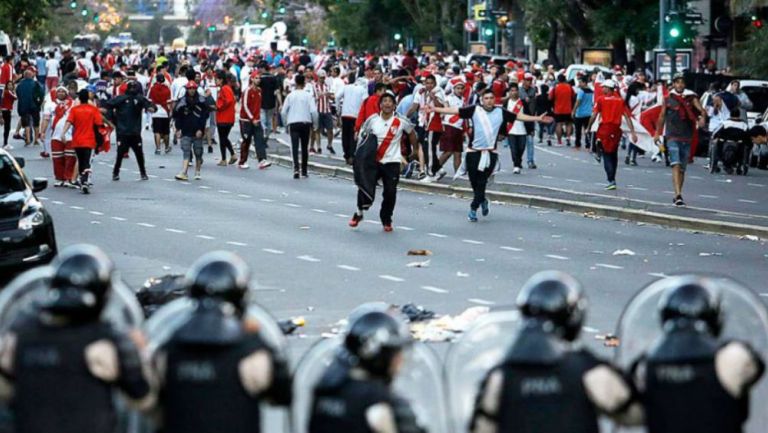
0, 243, 764, 433
1, 45, 766, 215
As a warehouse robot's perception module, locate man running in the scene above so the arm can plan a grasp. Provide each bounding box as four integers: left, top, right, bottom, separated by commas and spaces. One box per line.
430, 89, 550, 222
349, 91, 418, 232
550, 74, 575, 146
62, 89, 104, 194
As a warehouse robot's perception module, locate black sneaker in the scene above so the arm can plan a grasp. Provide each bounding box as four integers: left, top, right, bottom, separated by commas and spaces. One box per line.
208, 146, 213, 154
141, 174, 149, 181
674, 195, 685, 207
112, 175, 119, 181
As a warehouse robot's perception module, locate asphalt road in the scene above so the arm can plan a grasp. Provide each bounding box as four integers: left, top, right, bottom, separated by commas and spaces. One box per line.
6, 129, 768, 432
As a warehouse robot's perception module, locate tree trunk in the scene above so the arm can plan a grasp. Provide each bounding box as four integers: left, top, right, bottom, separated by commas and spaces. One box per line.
548, 20, 561, 68
612, 35, 628, 67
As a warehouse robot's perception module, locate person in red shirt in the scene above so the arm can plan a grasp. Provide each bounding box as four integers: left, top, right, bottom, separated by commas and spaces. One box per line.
491, 68, 508, 107
148, 74, 172, 154
0, 80, 16, 149
549, 74, 576, 146
586, 80, 637, 190
355, 82, 387, 132
214, 70, 237, 166
62, 89, 104, 194
238, 72, 271, 169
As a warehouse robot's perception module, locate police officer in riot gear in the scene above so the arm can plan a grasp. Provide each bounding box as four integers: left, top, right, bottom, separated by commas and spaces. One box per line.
153, 251, 292, 433
0, 244, 152, 433
471, 271, 641, 433
630, 276, 765, 433
309, 310, 426, 433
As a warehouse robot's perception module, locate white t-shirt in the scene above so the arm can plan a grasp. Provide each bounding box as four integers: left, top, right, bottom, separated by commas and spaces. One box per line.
413, 87, 445, 128
45, 59, 60, 78
505, 98, 527, 135
359, 113, 414, 164
171, 77, 188, 101
443, 94, 465, 129
44, 99, 73, 141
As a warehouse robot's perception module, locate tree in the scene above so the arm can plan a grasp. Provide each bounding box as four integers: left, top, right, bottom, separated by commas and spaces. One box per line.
733, 27, 768, 76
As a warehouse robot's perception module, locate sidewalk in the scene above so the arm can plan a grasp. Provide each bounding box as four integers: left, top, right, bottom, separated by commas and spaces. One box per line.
265, 133, 768, 238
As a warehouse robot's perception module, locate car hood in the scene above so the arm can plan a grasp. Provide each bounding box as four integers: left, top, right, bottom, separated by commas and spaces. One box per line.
0, 191, 29, 219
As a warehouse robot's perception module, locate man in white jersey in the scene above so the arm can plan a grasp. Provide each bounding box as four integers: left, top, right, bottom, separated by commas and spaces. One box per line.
349, 91, 418, 232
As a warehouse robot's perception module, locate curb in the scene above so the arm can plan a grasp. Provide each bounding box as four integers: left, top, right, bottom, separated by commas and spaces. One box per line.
264, 144, 768, 239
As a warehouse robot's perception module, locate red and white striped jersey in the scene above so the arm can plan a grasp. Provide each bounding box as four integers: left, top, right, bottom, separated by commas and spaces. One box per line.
313, 81, 332, 113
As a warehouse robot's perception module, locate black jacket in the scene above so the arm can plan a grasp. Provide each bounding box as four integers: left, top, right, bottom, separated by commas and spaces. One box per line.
173, 94, 215, 137
102, 94, 155, 136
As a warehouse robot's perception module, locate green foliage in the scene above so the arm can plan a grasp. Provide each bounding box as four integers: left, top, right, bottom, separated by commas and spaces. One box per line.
733, 27, 768, 76
591, 0, 659, 51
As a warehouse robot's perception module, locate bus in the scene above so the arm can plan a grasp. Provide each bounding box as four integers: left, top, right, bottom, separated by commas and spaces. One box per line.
72, 34, 102, 53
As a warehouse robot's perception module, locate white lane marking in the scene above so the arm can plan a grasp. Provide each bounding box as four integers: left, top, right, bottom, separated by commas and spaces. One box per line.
541, 175, 554, 179
196, 235, 215, 240
500, 246, 524, 252
311, 208, 328, 213
199, 185, 211, 189
428, 233, 448, 238
748, 183, 765, 188
111, 217, 126, 221
421, 285, 449, 294
462, 239, 484, 245
285, 203, 301, 208
760, 293, 768, 297
69, 206, 84, 210
582, 326, 600, 333
237, 194, 252, 198
297, 255, 321, 262
335, 213, 348, 218
148, 174, 158, 178
260, 198, 275, 203
165, 228, 186, 234
396, 226, 415, 231
89, 211, 104, 216
262, 248, 285, 254
137, 222, 156, 227
699, 194, 719, 199
379, 275, 404, 282
363, 220, 378, 225
468, 298, 496, 306
39, 197, 49, 201
337, 264, 360, 271
52, 200, 64, 205
218, 190, 232, 194
163, 178, 175, 182
546, 254, 570, 260
565, 178, 582, 183
648, 272, 668, 278
595, 263, 624, 270
738, 199, 758, 204
627, 186, 648, 191
226, 241, 248, 247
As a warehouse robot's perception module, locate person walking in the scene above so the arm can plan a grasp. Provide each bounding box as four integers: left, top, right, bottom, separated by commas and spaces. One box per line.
101, 81, 156, 181
586, 80, 638, 190
16, 69, 45, 149
214, 70, 237, 166
572, 75, 594, 149
313, 69, 336, 155
173, 81, 215, 181
0, 80, 16, 150
238, 72, 271, 170
336, 72, 367, 165
653, 74, 707, 206
148, 73, 172, 154
550, 74, 575, 146
45, 52, 60, 91
39, 86, 75, 186
258, 63, 281, 140
281, 74, 317, 179
62, 89, 105, 194
505, 83, 533, 174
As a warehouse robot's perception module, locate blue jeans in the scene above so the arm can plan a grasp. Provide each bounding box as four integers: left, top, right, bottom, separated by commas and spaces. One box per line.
666, 140, 691, 170
526, 135, 535, 164
261, 108, 275, 139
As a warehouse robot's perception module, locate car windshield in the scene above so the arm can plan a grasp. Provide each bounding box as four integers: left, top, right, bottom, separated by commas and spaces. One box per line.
0, 156, 26, 195
743, 86, 768, 114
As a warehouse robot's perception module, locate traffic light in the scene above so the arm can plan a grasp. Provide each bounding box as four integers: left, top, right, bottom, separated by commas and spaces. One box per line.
92, 13, 99, 23
261, 11, 268, 18
394, 33, 402, 41
664, 12, 695, 47
278, 6, 286, 14
302, 37, 308, 45
328, 40, 336, 47
207, 23, 216, 32
224, 15, 230, 25
484, 27, 494, 37
752, 14, 763, 28
195, 20, 201, 27
80, 8, 88, 16
69, 0, 77, 8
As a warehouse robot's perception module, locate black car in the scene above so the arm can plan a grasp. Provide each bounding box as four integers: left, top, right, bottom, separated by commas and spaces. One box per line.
0, 149, 57, 285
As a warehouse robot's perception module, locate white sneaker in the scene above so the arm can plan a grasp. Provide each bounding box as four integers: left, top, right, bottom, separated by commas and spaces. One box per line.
2, 145, 12, 150
420, 175, 434, 183
258, 160, 272, 169
513, 167, 521, 174
238, 163, 249, 169
435, 169, 447, 181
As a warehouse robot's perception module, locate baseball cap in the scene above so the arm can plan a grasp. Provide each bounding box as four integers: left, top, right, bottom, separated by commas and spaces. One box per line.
602, 79, 617, 89
185, 81, 199, 90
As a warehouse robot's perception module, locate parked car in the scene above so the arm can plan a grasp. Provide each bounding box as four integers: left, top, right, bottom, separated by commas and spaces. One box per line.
0, 149, 57, 285
565, 64, 612, 82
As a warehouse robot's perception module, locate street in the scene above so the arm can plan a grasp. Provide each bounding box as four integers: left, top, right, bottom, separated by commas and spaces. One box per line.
10, 129, 768, 342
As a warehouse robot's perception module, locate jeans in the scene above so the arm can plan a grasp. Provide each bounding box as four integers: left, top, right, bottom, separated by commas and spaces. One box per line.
289, 122, 311, 173
507, 135, 527, 168
217, 123, 234, 160
603, 151, 618, 183
574, 116, 590, 147
113, 134, 146, 176
240, 121, 266, 163
526, 135, 535, 164
466, 151, 498, 210
357, 162, 400, 225
261, 108, 275, 139
537, 122, 555, 141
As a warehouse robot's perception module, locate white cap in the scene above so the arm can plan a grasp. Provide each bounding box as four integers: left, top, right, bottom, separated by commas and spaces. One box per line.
602, 79, 616, 89
317, 69, 327, 77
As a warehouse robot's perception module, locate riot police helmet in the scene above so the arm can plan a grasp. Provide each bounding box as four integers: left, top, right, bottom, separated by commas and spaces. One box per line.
185, 251, 250, 313
44, 244, 114, 319
516, 270, 587, 341
344, 311, 410, 380
658, 275, 722, 336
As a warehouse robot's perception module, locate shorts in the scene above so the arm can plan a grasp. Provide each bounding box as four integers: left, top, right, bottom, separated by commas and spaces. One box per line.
180, 136, 203, 161
666, 140, 691, 170
317, 112, 333, 133
152, 118, 170, 135
440, 125, 464, 152
554, 113, 572, 123
20, 111, 40, 128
